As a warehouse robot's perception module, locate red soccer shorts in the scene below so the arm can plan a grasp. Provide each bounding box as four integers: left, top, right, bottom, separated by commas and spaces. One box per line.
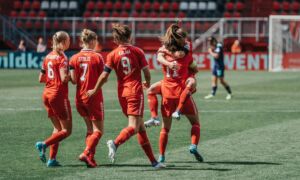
161, 96, 198, 118
76, 96, 104, 121
118, 94, 144, 117
43, 95, 72, 121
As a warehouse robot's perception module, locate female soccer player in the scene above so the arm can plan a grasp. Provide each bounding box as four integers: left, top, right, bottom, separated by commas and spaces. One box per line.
86, 23, 165, 169
69, 29, 104, 168
156, 24, 203, 163
204, 37, 232, 100
35, 31, 72, 167
145, 30, 198, 127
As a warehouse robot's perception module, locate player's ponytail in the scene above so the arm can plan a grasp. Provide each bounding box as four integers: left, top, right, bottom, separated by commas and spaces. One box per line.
52, 31, 69, 53
80, 29, 97, 48
111, 23, 131, 44
160, 24, 186, 53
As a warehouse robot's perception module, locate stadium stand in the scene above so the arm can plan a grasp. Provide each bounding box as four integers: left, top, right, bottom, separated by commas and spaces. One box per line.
0, 0, 298, 51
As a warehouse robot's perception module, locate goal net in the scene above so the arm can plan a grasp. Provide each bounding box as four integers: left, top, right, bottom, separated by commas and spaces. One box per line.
269, 15, 300, 72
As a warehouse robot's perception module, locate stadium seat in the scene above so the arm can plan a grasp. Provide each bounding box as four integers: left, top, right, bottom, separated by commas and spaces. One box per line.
50, 1, 59, 10
105, 1, 114, 11
178, 11, 186, 18
83, 11, 92, 17
198, 2, 207, 11
32, 1, 41, 11
62, 21, 71, 30
60, 1, 68, 10
171, 2, 179, 11
292, 1, 300, 12
189, 2, 198, 11
207, 2, 217, 11
112, 11, 120, 17
13, 1, 22, 10
25, 20, 33, 30
135, 1, 142, 11
16, 20, 23, 28
169, 11, 176, 18
120, 11, 129, 17
103, 11, 110, 17
225, 2, 234, 11
143, 1, 151, 11
233, 12, 241, 17
115, 1, 123, 11
96, 1, 104, 11
224, 11, 232, 18
159, 11, 168, 18
149, 11, 158, 18
45, 21, 51, 30
86, 1, 94, 11
69, 1, 78, 10
41, 1, 50, 10
23, 0, 31, 10
124, 1, 131, 11
34, 20, 42, 30
28, 11, 36, 17
273, 1, 281, 11
179, 2, 188, 11
140, 11, 148, 17
236, 2, 244, 11
282, 1, 290, 11
131, 11, 138, 17
162, 2, 170, 11
19, 11, 27, 18
38, 11, 47, 18
153, 1, 160, 11
53, 20, 60, 30
93, 11, 101, 17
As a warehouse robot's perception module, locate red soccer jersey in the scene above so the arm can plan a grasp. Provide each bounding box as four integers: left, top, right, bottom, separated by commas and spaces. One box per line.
105, 44, 148, 97
69, 49, 104, 103
42, 51, 69, 98
158, 46, 193, 99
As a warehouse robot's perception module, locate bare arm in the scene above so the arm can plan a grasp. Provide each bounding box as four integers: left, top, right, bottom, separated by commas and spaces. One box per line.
59, 68, 70, 83
142, 67, 151, 89
39, 72, 46, 83
208, 48, 219, 59
69, 70, 77, 85
86, 71, 109, 97
157, 53, 178, 70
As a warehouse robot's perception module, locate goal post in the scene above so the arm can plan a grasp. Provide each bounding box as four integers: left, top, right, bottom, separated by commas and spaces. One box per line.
269, 15, 300, 72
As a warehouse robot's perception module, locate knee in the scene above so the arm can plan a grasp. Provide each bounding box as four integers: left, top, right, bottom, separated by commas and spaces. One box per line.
64, 128, 72, 137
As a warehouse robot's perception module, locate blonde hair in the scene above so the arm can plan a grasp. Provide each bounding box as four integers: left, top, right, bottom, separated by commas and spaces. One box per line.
52, 31, 69, 52
80, 29, 97, 46
160, 24, 186, 53
111, 23, 131, 44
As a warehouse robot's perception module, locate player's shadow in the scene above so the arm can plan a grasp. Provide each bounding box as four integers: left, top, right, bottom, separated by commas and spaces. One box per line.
170, 160, 282, 166
120, 167, 232, 172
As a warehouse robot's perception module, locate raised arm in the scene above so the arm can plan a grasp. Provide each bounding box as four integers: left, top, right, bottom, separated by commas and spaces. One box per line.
157, 52, 178, 70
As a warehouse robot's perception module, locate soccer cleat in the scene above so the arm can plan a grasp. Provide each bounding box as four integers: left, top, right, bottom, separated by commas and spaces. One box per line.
79, 153, 97, 168
204, 94, 215, 99
35, 141, 46, 163
152, 162, 166, 169
158, 155, 165, 163
107, 140, 117, 163
189, 144, 204, 162
47, 159, 61, 167
171, 111, 181, 120
226, 94, 232, 100
144, 117, 160, 128
89, 154, 97, 167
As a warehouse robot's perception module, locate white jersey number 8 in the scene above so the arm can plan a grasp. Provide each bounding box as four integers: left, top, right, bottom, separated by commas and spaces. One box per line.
121, 56, 131, 75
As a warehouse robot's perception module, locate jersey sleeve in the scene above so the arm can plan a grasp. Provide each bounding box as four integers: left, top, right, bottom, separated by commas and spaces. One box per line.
96, 53, 104, 72
104, 53, 114, 73
41, 58, 46, 73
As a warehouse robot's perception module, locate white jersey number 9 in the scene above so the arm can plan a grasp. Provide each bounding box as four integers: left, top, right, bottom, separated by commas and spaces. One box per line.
47, 61, 54, 79
121, 56, 131, 75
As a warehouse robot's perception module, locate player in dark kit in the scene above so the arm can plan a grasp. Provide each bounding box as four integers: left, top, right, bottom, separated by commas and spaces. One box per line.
205, 37, 232, 100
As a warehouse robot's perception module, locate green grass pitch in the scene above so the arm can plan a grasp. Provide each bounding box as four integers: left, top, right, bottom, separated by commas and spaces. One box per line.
0, 70, 299, 180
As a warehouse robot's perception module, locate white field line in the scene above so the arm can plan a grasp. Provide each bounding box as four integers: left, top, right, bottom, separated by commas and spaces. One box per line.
0, 107, 299, 113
